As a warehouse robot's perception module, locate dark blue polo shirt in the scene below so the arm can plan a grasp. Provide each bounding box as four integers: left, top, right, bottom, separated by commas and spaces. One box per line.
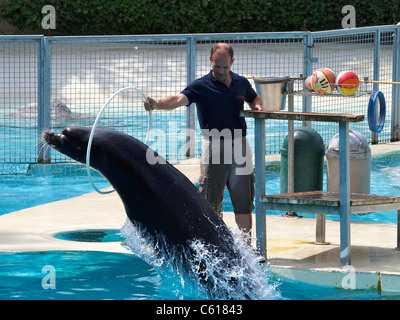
181, 71, 258, 137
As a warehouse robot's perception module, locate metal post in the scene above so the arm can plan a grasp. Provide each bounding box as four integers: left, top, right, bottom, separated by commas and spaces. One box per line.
339, 121, 351, 266
286, 80, 297, 216
287, 80, 294, 194
37, 36, 51, 163
397, 210, 400, 250
185, 37, 197, 158
302, 33, 313, 127
392, 26, 400, 142
254, 117, 266, 257
316, 214, 326, 244
372, 30, 380, 144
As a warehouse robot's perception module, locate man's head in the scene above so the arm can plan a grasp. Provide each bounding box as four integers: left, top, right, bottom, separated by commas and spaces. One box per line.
209, 43, 234, 83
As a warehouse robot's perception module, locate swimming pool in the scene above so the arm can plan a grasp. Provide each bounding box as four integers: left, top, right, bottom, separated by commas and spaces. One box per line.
1, 249, 398, 300
3, 246, 400, 300
0, 151, 400, 300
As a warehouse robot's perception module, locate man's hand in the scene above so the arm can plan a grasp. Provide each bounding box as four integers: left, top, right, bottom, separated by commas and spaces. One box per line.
253, 104, 266, 111
143, 94, 189, 111
143, 97, 157, 111
249, 95, 265, 111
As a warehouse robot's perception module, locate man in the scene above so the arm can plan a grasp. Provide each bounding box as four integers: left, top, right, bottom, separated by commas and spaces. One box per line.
143, 43, 264, 243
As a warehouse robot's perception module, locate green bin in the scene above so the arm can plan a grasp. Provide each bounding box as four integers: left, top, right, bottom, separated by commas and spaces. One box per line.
280, 127, 325, 193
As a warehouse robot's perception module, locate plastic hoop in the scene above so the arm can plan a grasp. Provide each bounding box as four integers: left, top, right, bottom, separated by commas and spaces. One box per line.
368, 91, 386, 134
86, 87, 152, 194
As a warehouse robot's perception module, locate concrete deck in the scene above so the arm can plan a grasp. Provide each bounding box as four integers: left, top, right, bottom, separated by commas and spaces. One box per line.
1, 141, 400, 293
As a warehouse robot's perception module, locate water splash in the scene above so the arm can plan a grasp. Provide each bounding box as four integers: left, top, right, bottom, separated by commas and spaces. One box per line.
121, 219, 280, 300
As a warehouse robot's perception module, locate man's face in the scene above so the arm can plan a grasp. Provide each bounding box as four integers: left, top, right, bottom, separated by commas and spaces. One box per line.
210, 50, 234, 83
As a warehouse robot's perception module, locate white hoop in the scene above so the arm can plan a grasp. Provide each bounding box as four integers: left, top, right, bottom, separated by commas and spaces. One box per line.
86, 87, 152, 194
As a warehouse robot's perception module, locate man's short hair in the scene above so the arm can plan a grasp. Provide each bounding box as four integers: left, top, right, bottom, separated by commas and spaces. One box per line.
210, 43, 234, 60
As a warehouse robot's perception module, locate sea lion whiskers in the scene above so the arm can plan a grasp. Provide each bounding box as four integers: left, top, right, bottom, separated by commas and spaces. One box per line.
38, 131, 52, 153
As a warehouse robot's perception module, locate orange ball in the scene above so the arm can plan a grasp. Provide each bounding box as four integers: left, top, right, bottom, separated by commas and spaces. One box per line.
311, 68, 336, 94
335, 71, 359, 96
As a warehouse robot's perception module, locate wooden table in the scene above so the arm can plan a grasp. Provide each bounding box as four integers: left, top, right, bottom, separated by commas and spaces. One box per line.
241, 110, 400, 266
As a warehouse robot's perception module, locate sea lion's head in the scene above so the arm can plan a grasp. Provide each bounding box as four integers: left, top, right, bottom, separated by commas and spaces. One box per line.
43, 127, 91, 163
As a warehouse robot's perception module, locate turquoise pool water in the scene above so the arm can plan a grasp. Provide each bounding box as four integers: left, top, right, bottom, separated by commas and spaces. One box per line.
1, 250, 396, 300
0, 164, 110, 216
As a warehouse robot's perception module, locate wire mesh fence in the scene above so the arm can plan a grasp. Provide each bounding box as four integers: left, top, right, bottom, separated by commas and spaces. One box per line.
0, 26, 399, 174
0, 37, 40, 174
48, 38, 188, 163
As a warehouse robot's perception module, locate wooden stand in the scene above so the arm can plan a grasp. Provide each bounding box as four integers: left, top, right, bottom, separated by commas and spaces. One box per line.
241, 110, 400, 266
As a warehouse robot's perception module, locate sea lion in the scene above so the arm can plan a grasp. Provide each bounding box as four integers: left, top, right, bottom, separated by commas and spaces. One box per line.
43, 127, 270, 299
15, 99, 71, 121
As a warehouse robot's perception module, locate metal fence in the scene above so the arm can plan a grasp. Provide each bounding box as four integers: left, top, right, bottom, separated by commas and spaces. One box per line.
0, 25, 399, 174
